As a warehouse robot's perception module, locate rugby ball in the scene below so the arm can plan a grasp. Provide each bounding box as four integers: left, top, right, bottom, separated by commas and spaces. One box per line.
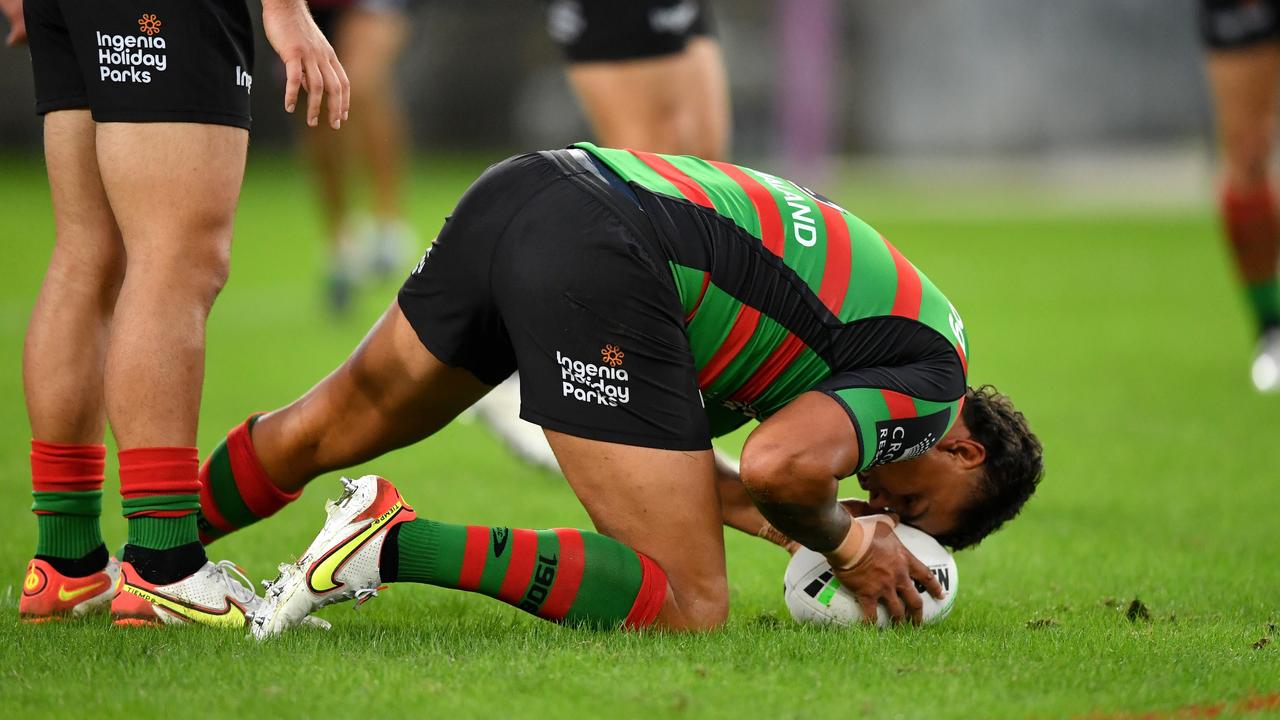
783, 524, 958, 627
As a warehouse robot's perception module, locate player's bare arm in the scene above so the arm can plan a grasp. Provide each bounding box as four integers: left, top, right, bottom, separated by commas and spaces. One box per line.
261, 0, 350, 129
741, 392, 944, 625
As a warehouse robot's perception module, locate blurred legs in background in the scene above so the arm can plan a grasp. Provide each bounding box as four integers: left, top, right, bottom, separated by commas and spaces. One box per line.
564, 32, 730, 160
305, 0, 413, 315
1206, 40, 1280, 390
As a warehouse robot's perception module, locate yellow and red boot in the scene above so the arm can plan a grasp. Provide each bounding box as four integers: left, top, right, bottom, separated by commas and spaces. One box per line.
20, 557, 120, 622
110, 558, 262, 628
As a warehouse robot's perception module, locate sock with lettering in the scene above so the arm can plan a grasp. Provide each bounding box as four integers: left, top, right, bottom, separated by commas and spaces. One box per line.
381, 519, 666, 629
1221, 184, 1280, 333
198, 415, 300, 544
31, 440, 108, 576
120, 447, 207, 584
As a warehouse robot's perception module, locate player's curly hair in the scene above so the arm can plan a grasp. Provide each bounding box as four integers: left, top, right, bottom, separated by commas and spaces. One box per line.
935, 385, 1043, 551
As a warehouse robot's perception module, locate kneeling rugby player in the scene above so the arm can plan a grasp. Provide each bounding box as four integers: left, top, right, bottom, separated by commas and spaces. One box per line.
195, 144, 1043, 634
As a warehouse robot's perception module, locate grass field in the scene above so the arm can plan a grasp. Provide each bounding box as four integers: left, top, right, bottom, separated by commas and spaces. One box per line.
1, 153, 1277, 719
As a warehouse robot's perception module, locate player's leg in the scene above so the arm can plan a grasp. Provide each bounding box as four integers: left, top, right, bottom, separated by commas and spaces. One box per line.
338, 4, 413, 276
542, 432, 729, 629
197, 153, 557, 541
197, 302, 492, 542
353, 435, 724, 631
1205, 42, 1280, 388
303, 7, 359, 313
677, 35, 731, 160
95, 122, 245, 588
566, 56, 685, 152
19, 110, 125, 621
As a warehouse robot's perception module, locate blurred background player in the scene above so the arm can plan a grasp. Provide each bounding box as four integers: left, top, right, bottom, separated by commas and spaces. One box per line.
1201, 0, 1280, 391
546, 0, 730, 159
475, 0, 732, 468
7, 0, 348, 624
306, 0, 414, 314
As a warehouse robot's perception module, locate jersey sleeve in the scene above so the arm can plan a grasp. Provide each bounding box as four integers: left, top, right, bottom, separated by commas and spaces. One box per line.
816, 369, 963, 476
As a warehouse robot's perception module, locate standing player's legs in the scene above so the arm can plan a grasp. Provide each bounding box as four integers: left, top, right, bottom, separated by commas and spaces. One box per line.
20, 110, 124, 620
1206, 42, 1280, 389
674, 35, 731, 160
97, 122, 246, 582
566, 54, 689, 154
337, 5, 412, 276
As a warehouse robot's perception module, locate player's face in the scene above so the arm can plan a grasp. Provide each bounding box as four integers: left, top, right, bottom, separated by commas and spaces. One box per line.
855, 419, 983, 539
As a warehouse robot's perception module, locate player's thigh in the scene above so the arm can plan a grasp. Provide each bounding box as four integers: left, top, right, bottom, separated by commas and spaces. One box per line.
1206, 43, 1280, 185
335, 8, 408, 94
676, 36, 730, 160
42, 110, 124, 276
566, 58, 683, 152
96, 122, 247, 264
544, 430, 728, 630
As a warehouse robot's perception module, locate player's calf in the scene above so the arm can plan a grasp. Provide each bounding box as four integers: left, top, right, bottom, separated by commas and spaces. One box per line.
252, 475, 671, 638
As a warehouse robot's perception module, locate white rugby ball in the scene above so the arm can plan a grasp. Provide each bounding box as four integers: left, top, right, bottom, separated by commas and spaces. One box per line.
783, 524, 958, 627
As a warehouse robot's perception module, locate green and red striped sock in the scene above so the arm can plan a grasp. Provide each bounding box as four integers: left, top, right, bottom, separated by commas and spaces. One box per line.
1221, 184, 1280, 332
120, 447, 203, 550
31, 440, 106, 568
385, 519, 667, 629
197, 416, 300, 544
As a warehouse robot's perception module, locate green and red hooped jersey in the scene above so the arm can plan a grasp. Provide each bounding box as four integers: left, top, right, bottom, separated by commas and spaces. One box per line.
576, 143, 971, 467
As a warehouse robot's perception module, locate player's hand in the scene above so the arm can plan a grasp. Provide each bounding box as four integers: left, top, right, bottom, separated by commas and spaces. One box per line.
1, 0, 26, 47
260, 0, 349, 129
825, 514, 944, 626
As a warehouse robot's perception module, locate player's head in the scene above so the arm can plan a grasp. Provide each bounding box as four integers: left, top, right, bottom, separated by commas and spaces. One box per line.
856, 384, 1042, 550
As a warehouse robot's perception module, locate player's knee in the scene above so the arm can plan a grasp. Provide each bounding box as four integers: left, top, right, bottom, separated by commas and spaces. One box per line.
183, 243, 232, 308
1223, 138, 1273, 191
667, 580, 729, 631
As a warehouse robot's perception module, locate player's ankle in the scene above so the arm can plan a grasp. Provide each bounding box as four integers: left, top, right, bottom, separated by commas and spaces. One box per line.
122, 542, 207, 585
35, 543, 110, 578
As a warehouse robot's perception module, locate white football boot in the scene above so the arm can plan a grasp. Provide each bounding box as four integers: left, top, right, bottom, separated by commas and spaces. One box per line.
1251, 327, 1280, 393
252, 475, 416, 639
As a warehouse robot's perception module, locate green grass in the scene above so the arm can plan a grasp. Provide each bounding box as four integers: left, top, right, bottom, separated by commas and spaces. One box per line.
1, 154, 1277, 719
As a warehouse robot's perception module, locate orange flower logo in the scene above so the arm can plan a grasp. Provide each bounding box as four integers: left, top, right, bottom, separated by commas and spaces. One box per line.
601, 344, 624, 367
138, 13, 162, 36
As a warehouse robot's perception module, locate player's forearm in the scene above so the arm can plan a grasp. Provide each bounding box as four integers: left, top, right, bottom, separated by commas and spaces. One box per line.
738, 451, 852, 553
715, 456, 771, 537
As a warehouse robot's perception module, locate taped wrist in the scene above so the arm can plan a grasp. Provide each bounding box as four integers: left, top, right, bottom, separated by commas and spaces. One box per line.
823, 514, 896, 571
757, 521, 799, 551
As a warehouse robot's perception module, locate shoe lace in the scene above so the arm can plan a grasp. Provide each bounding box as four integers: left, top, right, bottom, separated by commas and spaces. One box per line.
212, 560, 259, 606
353, 585, 387, 609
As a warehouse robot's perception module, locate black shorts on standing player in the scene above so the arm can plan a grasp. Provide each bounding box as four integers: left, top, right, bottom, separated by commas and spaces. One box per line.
1199, 0, 1280, 49
545, 0, 715, 63
25, 0, 254, 129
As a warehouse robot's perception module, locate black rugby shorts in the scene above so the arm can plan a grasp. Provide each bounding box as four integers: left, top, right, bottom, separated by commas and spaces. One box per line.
26, 0, 254, 128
